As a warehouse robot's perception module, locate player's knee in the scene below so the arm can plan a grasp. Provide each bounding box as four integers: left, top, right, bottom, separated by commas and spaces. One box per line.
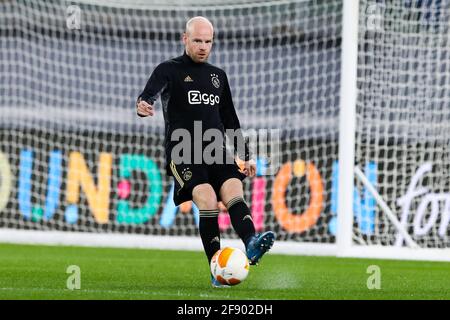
192, 183, 217, 209
220, 178, 243, 203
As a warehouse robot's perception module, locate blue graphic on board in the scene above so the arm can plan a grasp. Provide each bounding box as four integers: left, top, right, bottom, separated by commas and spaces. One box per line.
329, 161, 377, 236
18, 150, 62, 221
160, 181, 199, 228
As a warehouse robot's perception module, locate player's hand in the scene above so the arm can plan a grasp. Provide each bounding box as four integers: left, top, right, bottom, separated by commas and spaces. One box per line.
243, 160, 256, 177
136, 99, 154, 117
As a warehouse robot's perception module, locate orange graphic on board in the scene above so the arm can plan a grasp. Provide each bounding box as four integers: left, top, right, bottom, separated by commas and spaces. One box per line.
272, 160, 324, 233
66, 152, 112, 224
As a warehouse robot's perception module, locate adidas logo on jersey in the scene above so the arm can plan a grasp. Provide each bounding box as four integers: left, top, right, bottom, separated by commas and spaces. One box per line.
184, 75, 193, 82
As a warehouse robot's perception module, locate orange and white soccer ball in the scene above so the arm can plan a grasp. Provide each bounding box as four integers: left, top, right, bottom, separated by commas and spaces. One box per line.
210, 247, 250, 286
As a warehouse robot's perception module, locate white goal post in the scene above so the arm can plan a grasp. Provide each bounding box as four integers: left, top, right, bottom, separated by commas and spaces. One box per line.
0, 0, 449, 262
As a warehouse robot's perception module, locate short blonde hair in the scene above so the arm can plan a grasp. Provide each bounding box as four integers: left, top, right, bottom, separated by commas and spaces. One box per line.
185, 16, 214, 36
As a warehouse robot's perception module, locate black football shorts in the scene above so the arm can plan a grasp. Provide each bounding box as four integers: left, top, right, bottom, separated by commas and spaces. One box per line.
169, 160, 247, 206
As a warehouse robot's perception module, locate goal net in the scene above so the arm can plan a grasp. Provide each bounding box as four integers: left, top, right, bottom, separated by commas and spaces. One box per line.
0, 0, 341, 247
353, 0, 450, 253
0, 0, 449, 260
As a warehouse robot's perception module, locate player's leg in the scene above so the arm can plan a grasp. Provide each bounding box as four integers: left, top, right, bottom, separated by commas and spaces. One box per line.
192, 183, 220, 265
192, 183, 228, 288
169, 162, 220, 265
219, 177, 275, 265
219, 178, 256, 247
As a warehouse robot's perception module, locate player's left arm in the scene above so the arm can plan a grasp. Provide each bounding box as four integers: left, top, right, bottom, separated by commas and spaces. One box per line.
219, 72, 256, 177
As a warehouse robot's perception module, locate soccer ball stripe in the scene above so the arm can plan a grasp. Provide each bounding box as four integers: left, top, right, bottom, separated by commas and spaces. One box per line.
218, 247, 234, 268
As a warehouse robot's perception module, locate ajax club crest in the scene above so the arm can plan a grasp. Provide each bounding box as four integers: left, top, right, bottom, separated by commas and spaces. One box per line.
181, 168, 192, 181
211, 73, 220, 88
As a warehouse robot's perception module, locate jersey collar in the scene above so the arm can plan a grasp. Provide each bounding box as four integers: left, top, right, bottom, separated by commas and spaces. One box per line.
182, 51, 205, 66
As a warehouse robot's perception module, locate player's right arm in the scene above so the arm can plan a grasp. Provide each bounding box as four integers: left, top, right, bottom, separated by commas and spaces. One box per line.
136, 98, 154, 117
136, 63, 170, 117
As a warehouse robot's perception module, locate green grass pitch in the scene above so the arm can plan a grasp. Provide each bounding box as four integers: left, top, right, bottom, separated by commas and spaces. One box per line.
0, 243, 448, 300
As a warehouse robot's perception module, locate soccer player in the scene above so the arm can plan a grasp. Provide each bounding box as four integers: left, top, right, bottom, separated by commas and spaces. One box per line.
136, 16, 275, 287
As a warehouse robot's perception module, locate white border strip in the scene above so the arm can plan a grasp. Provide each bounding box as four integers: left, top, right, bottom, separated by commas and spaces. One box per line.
344, 246, 450, 262
0, 229, 336, 256
1, 229, 449, 262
